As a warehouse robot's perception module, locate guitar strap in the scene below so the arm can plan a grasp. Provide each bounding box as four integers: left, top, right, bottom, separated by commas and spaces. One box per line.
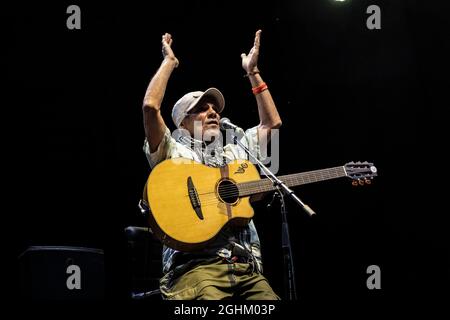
219, 164, 232, 219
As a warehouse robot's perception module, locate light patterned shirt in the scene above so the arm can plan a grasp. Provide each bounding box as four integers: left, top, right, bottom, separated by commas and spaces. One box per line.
143, 126, 264, 280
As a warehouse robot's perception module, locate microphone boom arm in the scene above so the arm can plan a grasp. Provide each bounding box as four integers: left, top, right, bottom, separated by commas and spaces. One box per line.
229, 127, 316, 217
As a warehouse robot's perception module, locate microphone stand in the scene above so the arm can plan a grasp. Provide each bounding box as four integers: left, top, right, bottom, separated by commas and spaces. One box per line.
230, 129, 316, 300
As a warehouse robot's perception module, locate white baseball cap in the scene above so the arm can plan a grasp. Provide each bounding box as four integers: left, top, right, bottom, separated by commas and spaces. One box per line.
171, 88, 225, 128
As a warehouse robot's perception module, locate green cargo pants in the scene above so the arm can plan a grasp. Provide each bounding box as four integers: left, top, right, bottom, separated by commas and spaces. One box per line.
160, 258, 280, 300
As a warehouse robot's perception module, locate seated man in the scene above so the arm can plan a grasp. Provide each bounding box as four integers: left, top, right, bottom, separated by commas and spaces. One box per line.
141, 30, 281, 300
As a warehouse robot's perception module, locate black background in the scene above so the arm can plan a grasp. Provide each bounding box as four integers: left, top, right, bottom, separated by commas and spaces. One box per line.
5, 0, 449, 314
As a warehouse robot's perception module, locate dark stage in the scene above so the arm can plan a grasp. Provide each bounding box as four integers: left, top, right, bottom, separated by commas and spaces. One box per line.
6, 0, 449, 315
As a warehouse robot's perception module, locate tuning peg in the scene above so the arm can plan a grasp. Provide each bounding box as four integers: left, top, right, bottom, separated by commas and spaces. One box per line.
352, 180, 359, 186
364, 179, 372, 185
358, 180, 365, 186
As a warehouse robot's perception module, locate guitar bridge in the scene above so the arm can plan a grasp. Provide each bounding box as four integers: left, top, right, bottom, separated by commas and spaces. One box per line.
187, 176, 204, 220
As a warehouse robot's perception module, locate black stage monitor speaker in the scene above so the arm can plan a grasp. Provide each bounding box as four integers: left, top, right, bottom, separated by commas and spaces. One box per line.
19, 246, 105, 300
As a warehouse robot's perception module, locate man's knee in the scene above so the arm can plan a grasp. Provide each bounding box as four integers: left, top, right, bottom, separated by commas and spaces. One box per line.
243, 279, 281, 300
197, 285, 233, 300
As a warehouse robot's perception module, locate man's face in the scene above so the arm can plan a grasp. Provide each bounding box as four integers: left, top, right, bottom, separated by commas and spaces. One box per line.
181, 98, 221, 141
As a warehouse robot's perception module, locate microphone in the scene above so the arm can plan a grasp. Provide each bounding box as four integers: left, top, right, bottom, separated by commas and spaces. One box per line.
219, 117, 242, 131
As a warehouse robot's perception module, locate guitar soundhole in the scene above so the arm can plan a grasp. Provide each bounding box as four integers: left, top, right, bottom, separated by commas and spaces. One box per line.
217, 180, 239, 204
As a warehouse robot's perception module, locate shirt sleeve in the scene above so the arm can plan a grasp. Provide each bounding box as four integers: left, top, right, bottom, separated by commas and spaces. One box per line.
143, 127, 177, 168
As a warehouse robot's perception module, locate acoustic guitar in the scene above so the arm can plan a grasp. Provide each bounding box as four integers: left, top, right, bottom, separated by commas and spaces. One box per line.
145, 157, 377, 251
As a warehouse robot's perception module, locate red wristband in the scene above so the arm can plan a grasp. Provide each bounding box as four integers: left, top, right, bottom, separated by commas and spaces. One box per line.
252, 82, 268, 95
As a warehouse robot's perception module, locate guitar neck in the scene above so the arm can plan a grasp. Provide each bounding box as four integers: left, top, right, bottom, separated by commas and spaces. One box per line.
237, 166, 347, 197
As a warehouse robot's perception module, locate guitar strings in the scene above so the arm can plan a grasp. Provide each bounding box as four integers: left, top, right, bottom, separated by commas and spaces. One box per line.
180, 193, 224, 207
192, 168, 345, 198
195, 184, 263, 198
192, 188, 254, 206
194, 172, 336, 198
184, 168, 347, 205
183, 191, 239, 206
194, 182, 314, 205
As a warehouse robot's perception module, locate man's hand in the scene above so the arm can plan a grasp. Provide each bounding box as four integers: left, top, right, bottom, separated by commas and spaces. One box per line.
162, 33, 179, 67
241, 30, 261, 73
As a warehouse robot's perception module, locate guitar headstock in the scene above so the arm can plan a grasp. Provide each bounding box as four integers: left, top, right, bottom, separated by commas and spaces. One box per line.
344, 161, 377, 186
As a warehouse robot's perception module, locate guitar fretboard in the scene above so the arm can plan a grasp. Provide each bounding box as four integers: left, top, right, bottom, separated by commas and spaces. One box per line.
237, 166, 347, 197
